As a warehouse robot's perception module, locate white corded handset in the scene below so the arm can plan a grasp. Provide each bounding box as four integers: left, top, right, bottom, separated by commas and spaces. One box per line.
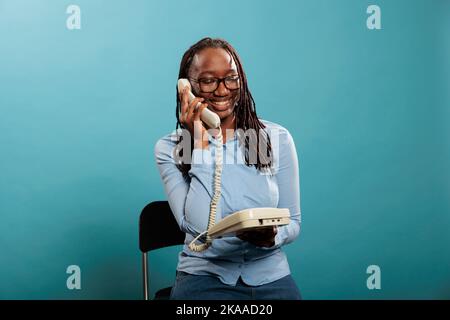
177, 79, 290, 252
177, 79, 220, 129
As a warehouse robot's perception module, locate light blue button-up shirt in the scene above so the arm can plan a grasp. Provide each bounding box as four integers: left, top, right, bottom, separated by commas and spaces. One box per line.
154, 120, 301, 286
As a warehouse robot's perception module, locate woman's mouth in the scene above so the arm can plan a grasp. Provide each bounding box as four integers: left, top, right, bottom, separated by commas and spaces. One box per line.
208, 100, 232, 111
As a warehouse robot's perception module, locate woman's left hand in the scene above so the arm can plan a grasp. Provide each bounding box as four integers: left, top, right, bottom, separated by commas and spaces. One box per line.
236, 226, 277, 248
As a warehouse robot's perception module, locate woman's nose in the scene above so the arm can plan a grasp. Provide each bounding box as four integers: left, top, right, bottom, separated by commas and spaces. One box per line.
214, 80, 229, 96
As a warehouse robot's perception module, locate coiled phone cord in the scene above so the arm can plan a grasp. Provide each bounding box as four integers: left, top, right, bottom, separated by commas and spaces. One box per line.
188, 127, 223, 252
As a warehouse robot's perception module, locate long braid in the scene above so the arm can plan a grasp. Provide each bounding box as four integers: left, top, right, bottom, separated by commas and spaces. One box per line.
174, 38, 272, 176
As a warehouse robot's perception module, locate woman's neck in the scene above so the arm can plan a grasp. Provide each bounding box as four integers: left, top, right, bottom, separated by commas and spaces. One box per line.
219, 113, 236, 143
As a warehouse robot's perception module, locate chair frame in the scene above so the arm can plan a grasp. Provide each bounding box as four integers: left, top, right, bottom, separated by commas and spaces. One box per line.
139, 201, 185, 300
142, 251, 150, 300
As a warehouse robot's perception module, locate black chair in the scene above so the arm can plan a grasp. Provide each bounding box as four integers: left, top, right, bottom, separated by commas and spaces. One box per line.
139, 201, 185, 300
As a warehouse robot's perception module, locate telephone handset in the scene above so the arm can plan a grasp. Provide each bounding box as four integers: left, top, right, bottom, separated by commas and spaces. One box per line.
177, 79, 221, 129
178, 78, 224, 251
176, 78, 290, 252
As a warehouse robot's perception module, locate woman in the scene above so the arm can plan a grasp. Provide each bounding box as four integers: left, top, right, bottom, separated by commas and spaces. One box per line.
154, 37, 302, 300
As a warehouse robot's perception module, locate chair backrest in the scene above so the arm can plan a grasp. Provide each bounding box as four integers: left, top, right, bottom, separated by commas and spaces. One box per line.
139, 201, 185, 252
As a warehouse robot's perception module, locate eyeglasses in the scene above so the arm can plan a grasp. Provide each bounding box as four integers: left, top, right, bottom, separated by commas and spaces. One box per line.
189, 75, 240, 93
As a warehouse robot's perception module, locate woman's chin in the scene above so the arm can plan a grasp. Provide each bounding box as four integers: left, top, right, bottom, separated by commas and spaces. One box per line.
210, 104, 229, 113
217, 109, 234, 121
209, 107, 232, 119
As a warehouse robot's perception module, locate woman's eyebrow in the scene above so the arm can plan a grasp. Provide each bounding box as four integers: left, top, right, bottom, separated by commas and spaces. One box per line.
199, 70, 239, 77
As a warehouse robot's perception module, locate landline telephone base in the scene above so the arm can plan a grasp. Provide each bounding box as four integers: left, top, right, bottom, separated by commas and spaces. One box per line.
207, 207, 290, 238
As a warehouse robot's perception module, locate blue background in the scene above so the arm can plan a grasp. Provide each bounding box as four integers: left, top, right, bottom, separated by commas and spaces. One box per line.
0, 0, 449, 299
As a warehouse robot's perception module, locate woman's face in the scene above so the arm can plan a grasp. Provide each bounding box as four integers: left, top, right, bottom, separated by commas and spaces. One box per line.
188, 48, 240, 121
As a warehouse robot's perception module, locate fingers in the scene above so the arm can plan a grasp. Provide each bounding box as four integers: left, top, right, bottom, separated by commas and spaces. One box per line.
193, 103, 209, 122
188, 97, 204, 115
251, 226, 277, 237
180, 87, 189, 122
184, 97, 203, 126
236, 226, 277, 247
239, 226, 276, 237
236, 232, 248, 241
180, 88, 204, 127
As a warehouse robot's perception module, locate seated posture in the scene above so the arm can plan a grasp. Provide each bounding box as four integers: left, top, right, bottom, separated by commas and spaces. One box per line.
154, 37, 302, 300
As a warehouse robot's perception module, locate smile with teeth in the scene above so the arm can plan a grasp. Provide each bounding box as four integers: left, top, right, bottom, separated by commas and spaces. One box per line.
209, 100, 232, 110
214, 101, 229, 106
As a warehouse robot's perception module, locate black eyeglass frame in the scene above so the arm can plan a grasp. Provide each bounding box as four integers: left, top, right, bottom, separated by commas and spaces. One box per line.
188, 75, 240, 93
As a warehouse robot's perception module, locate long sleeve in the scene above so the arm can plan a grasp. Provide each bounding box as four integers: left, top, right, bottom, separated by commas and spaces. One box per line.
154, 134, 215, 236
269, 129, 301, 249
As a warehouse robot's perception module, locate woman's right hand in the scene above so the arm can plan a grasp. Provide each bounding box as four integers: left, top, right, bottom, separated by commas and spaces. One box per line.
179, 87, 209, 149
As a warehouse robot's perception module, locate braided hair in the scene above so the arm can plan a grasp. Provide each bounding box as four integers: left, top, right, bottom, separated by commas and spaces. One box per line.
175, 37, 272, 176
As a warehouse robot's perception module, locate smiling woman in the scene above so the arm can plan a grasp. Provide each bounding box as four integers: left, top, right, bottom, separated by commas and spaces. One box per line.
154, 37, 302, 300
187, 48, 240, 115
